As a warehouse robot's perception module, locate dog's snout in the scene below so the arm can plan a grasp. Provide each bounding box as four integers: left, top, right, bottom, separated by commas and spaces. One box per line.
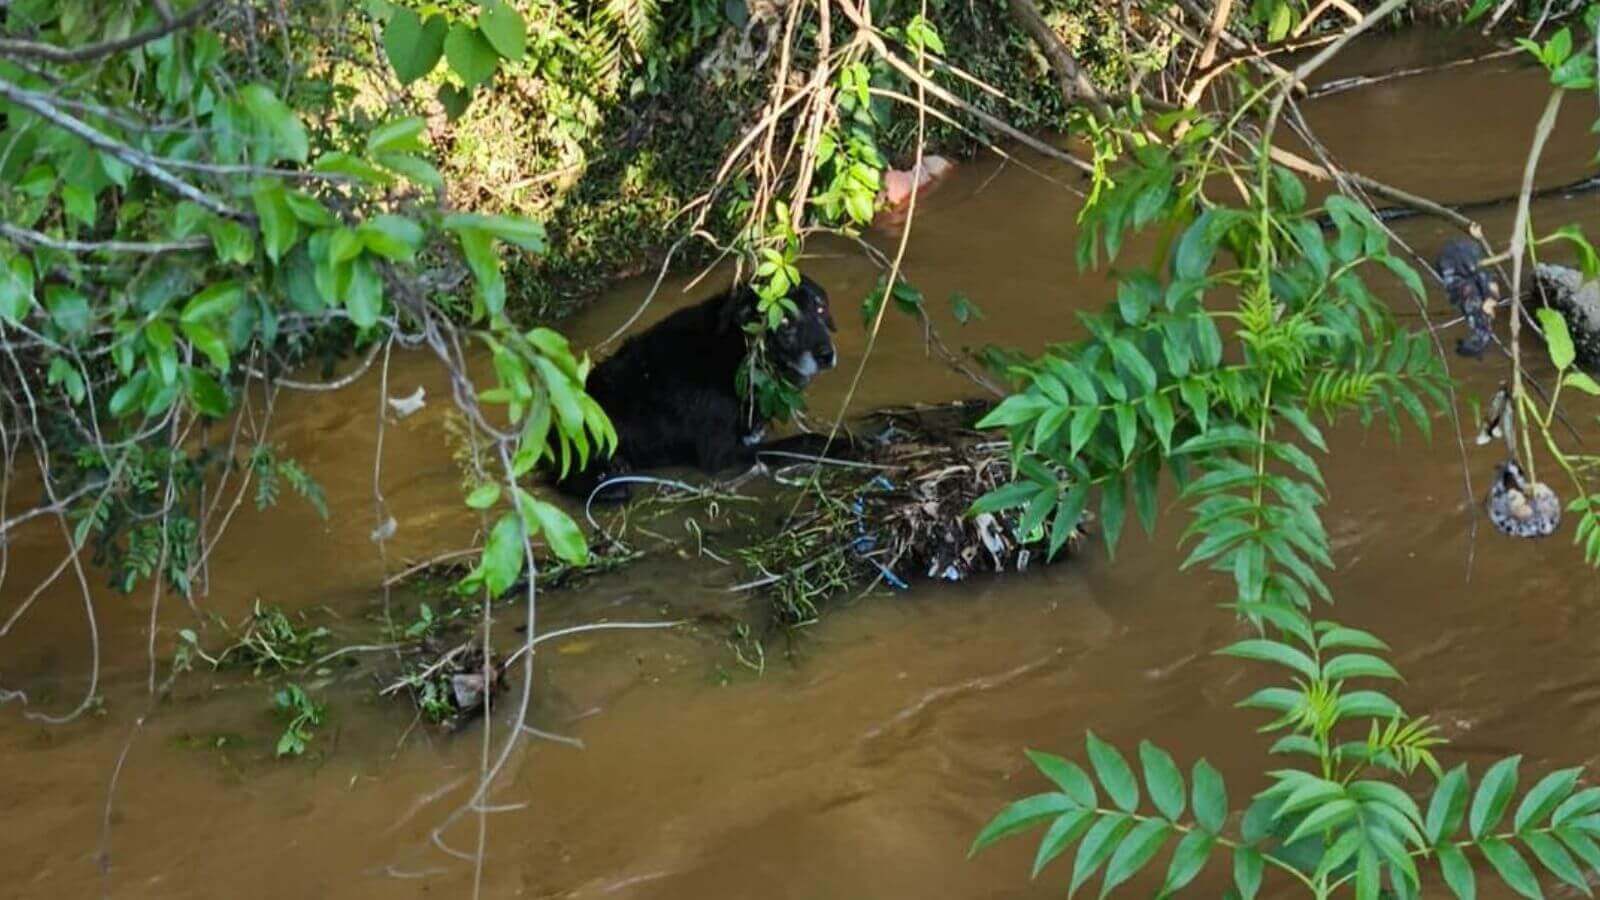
818, 346, 836, 368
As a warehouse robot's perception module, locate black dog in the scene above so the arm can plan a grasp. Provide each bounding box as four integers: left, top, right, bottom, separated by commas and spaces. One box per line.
556, 275, 839, 500
1435, 238, 1500, 358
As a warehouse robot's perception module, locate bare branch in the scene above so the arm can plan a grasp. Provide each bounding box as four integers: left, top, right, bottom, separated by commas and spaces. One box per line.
1197, 0, 1235, 70
0, 75, 248, 221
0, 0, 218, 64
0, 222, 209, 255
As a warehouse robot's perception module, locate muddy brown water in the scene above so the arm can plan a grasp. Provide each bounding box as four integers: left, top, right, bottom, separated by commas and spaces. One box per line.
6, 29, 1600, 899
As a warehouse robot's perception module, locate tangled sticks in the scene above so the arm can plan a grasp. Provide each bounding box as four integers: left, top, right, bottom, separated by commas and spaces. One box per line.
1436, 238, 1502, 358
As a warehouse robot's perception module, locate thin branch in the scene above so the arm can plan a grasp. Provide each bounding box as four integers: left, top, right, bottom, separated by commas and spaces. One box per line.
0, 76, 247, 221
0, 222, 208, 256
1306, 47, 1522, 99
1507, 90, 1567, 472
1197, 0, 1235, 70
0, 0, 218, 63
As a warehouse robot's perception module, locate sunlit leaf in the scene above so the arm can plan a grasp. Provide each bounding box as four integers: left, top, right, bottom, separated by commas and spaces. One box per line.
384, 8, 446, 84
970, 793, 1078, 855
1086, 732, 1140, 813
1537, 308, 1576, 371
1472, 757, 1523, 839
1480, 838, 1543, 899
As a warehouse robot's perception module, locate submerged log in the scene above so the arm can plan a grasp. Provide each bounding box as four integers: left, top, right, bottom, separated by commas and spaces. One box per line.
1531, 263, 1600, 372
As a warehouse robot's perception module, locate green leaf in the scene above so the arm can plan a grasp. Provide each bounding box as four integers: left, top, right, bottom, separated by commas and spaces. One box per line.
1217, 639, 1318, 681
1317, 626, 1388, 651
1100, 475, 1126, 560
0, 255, 37, 324
1174, 210, 1220, 280
1350, 779, 1425, 832
236, 84, 308, 163
46, 357, 85, 405
358, 214, 423, 262
383, 9, 447, 84
465, 484, 501, 510
1100, 818, 1170, 896
438, 83, 473, 119
1556, 826, 1600, 875
1524, 832, 1592, 896
207, 218, 255, 264
970, 480, 1038, 515
1032, 810, 1095, 878
480, 512, 525, 596
375, 152, 443, 190
1472, 757, 1523, 839
1322, 653, 1401, 681
1109, 337, 1157, 394
251, 183, 299, 264
442, 212, 547, 251
1553, 787, 1600, 826
180, 321, 229, 371
1086, 732, 1139, 813
1071, 815, 1133, 897
1132, 453, 1159, 536
1335, 690, 1402, 720
1516, 768, 1582, 833
1563, 371, 1600, 395
184, 367, 229, 417
1026, 749, 1097, 808
524, 495, 589, 565
109, 369, 149, 418
1069, 406, 1103, 458
970, 793, 1079, 854
1233, 847, 1263, 900
1162, 829, 1215, 894
478, 0, 526, 60
1241, 686, 1302, 713
1115, 403, 1138, 462
344, 256, 384, 329
1049, 482, 1090, 558
366, 117, 428, 156
1192, 759, 1227, 834
1117, 274, 1156, 324
445, 23, 499, 87
950, 291, 983, 324
1274, 775, 1346, 818
1145, 392, 1176, 453
1438, 842, 1477, 899
314, 152, 392, 185
1270, 165, 1307, 212
182, 282, 244, 324
147, 317, 179, 381
1285, 798, 1358, 845
1537, 308, 1575, 371
61, 183, 95, 226
45, 286, 90, 338
1480, 838, 1543, 899
1139, 742, 1185, 821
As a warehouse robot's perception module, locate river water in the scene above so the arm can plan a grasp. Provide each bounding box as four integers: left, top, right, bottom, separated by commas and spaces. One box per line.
4, 28, 1600, 899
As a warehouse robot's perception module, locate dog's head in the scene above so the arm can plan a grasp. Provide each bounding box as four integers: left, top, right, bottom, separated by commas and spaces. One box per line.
762, 274, 837, 386
1435, 238, 1485, 284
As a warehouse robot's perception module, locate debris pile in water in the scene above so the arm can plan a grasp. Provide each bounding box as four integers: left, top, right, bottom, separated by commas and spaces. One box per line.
742, 400, 1087, 622
382, 640, 504, 732
387, 400, 1082, 632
